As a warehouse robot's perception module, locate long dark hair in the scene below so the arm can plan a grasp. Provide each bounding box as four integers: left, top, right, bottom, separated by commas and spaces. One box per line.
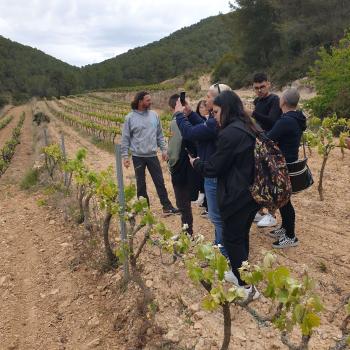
213, 90, 261, 134
196, 100, 206, 116
131, 91, 149, 110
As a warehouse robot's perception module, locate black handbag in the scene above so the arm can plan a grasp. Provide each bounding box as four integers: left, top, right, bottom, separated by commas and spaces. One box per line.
287, 138, 314, 194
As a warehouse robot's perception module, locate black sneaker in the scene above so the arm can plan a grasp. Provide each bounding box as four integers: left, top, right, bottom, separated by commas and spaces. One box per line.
269, 227, 286, 239
272, 235, 299, 249
162, 207, 180, 216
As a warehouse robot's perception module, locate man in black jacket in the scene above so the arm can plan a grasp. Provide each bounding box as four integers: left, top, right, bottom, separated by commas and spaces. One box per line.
245, 73, 282, 228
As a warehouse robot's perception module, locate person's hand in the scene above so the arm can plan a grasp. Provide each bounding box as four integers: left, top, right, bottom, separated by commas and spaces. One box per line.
188, 154, 199, 167
123, 158, 130, 168
175, 99, 185, 114
162, 151, 169, 162
183, 101, 192, 116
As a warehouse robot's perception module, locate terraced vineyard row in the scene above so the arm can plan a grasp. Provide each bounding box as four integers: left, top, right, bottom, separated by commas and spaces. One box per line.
0, 115, 13, 130
0, 112, 25, 176
63, 96, 130, 115
45, 100, 121, 142
43, 94, 174, 143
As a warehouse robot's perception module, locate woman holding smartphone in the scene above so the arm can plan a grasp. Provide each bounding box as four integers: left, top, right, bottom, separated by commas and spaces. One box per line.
182, 90, 261, 299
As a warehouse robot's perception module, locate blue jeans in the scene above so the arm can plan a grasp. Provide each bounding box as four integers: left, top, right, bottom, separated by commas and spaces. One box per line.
204, 177, 228, 257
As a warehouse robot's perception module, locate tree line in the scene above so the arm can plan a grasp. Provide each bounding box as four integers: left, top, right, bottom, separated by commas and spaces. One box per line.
213, 0, 350, 88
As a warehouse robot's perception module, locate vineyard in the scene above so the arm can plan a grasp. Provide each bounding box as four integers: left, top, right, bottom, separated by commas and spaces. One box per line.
0, 88, 349, 350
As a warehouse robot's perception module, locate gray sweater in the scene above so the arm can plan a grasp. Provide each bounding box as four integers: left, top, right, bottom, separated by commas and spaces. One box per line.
121, 109, 167, 158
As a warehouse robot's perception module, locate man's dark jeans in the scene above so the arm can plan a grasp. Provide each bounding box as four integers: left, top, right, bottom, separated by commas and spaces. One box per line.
132, 156, 173, 209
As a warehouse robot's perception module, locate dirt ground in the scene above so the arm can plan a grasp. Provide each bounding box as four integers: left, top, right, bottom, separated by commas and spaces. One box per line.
0, 101, 349, 350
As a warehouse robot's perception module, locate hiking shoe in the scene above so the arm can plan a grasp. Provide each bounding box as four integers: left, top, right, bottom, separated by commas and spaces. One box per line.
257, 214, 277, 228
272, 235, 299, 249
162, 207, 180, 216
241, 285, 260, 301
269, 227, 286, 239
224, 270, 239, 286
254, 212, 265, 222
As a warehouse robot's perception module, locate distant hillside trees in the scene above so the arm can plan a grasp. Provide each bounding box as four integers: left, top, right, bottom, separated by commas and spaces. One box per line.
213, 0, 350, 88
0, 36, 82, 102
81, 15, 232, 90
308, 31, 350, 119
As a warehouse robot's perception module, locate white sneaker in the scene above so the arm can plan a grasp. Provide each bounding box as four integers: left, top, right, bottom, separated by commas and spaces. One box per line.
257, 214, 277, 228
224, 270, 239, 286
254, 212, 265, 222
241, 285, 260, 301
192, 192, 205, 206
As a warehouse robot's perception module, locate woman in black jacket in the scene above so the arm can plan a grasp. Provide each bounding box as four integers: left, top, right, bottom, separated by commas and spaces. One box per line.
189, 90, 261, 298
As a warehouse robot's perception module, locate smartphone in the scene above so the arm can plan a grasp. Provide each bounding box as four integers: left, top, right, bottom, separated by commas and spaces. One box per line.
184, 147, 196, 158
180, 91, 186, 106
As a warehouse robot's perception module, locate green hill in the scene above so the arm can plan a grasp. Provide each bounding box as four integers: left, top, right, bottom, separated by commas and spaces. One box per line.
0, 36, 81, 103
80, 14, 232, 90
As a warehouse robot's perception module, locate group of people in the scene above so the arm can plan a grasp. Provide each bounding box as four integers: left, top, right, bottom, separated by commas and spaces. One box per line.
121, 73, 306, 298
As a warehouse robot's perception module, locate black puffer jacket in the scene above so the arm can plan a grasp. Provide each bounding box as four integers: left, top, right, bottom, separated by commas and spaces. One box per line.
193, 119, 258, 220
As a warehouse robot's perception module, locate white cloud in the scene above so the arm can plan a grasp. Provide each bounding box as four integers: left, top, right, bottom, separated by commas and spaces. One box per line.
0, 0, 231, 67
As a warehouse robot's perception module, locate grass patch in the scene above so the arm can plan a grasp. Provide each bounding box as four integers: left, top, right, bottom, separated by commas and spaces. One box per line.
36, 198, 47, 207
91, 136, 115, 154
20, 168, 39, 190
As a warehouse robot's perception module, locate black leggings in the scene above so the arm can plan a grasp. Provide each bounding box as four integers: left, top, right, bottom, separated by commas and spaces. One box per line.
223, 201, 259, 286
279, 200, 295, 238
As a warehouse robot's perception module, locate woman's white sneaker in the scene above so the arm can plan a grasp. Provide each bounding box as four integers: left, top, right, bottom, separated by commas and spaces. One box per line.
254, 212, 265, 222
241, 285, 260, 301
224, 270, 239, 285
257, 213, 277, 228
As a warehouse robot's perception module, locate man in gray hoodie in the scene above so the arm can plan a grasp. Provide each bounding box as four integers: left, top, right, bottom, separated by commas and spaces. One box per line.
121, 91, 178, 215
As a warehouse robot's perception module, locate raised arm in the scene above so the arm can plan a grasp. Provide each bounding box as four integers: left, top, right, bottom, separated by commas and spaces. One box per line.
176, 112, 218, 141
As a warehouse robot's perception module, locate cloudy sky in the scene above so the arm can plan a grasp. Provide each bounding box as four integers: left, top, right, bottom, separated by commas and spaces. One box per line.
0, 0, 231, 67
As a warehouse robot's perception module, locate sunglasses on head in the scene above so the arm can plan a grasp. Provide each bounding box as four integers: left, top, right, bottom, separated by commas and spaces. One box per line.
213, 82, 221, 94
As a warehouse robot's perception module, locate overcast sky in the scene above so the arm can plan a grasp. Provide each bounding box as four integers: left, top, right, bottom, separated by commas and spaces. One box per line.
0, 0, 231, 67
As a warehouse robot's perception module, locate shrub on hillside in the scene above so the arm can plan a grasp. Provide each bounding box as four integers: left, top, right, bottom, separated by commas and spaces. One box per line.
308, 31, 350, 119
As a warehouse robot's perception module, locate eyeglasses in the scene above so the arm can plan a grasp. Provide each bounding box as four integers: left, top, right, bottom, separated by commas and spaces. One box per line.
214, 82, 221, 94
254, 85, 267, 91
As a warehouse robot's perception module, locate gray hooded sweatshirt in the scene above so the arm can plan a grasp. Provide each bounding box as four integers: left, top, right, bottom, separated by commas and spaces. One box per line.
121, 109, 167, 158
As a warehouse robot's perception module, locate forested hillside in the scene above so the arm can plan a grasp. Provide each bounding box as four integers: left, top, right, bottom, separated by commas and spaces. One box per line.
0, 36, 81, 104
213, 0, 350, 87
80, 15, 231, 90
0, 15, 231, 103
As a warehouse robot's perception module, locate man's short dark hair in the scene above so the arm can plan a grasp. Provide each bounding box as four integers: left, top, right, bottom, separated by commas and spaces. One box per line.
131, 91, 149, 110
168, 94, 180, 110
253, 73, 268, 83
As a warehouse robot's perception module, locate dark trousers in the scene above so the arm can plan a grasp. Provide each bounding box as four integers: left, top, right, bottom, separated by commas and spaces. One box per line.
132, 156, 172, 209
223, 201, 259, 286
173, 182, 193, 235
279, 200, 295, 238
